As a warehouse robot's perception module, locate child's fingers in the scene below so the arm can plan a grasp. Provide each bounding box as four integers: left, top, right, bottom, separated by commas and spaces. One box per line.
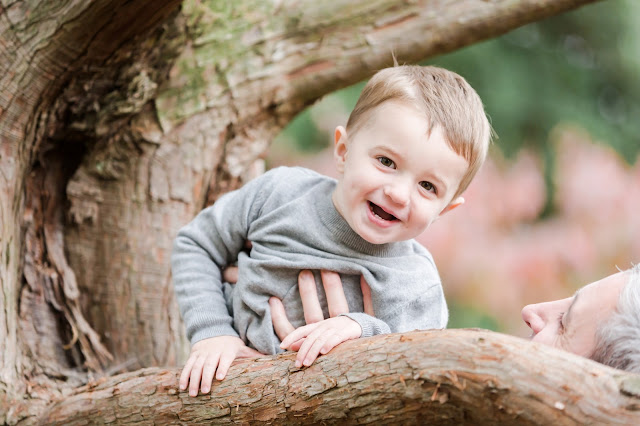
298, 270, 324, 324
189, 356, 206, 397
360, 276, 374, 316
295, 326, 328, 367
200, 353, 221, 394
215, 351, 236, 380
301, 333, 330, 367
294, 336, 313, 368
269, 296, 295, 341
280, 323, 315, 349
289, 338, 305, 352
320, 333, 349, 355
321, 270, 349, 317
179, 355, 197, 390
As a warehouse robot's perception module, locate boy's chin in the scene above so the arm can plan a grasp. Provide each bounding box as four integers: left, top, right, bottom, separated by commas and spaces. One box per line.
358, 229, 424, 245
358, 232, 397, 245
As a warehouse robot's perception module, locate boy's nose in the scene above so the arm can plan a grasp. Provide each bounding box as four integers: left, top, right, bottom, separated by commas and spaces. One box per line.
521, 304, 544, 335
383, 182, 410, 206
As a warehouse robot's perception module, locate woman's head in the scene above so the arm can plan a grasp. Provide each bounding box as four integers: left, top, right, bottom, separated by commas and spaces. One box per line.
522, 265, 640, 373
591, 265, 640, 373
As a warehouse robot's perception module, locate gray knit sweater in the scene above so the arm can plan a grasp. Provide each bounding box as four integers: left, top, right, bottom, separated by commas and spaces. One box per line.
172, 166, 447, 355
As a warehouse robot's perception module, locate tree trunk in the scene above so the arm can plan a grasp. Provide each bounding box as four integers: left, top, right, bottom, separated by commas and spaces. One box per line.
39, 330, 640, 425
0, 0, 614, 423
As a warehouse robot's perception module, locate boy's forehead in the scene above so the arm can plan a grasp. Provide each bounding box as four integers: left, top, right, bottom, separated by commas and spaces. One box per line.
351, 100, 432, 137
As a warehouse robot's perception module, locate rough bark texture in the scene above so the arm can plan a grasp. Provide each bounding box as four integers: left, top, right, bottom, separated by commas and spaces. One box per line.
1, 0, 623, 424
39, 330, 640, 425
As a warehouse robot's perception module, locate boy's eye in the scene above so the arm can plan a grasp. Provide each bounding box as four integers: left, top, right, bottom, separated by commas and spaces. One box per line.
377, 156, 396, 169
420, 181, 436, 194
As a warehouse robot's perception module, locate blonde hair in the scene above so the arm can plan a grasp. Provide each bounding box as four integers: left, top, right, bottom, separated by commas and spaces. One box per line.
346, 65, 492, 200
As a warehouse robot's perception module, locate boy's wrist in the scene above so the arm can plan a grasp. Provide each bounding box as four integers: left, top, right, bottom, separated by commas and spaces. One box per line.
190, 327, 239, 346
338, 313, 364, 337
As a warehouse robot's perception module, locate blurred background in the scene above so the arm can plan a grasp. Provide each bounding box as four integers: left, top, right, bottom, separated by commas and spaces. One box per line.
265, 0, 640, 337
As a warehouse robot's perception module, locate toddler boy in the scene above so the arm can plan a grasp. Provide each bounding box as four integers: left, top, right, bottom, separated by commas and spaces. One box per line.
172, 65, 491, 396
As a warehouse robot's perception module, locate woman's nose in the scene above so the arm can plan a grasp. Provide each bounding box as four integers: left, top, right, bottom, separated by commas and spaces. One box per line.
521, 304, 545, 335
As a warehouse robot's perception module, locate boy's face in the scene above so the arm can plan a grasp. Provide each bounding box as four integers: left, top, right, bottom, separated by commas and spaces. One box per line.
332, 100, 468, 245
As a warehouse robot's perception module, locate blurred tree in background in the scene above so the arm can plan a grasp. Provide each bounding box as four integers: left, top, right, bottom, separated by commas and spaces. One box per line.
268, 0, 640, 333
272, 0, 640, 162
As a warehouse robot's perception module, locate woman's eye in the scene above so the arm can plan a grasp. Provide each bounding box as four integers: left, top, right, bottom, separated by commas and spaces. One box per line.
557, 312, 566, 333
420, 181, 436, 193
377, 156, 395, 168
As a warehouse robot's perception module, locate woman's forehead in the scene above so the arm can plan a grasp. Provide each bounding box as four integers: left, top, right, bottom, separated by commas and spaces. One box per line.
569, 272, 626, 322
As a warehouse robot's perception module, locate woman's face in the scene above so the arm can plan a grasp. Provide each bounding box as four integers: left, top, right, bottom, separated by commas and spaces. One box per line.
521, 272, 627, 357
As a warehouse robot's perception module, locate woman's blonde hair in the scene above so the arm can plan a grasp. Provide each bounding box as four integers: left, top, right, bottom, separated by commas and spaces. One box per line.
346, 65, 492, 200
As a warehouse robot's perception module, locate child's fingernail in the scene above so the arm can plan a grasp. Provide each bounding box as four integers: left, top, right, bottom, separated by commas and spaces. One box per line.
190, 390, 197, 397
294, 360, 301, 368
202, 387, 210, 393
303, 359, 311, 366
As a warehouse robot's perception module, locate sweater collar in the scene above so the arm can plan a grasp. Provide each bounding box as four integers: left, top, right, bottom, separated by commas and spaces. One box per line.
315, 180, 407, 257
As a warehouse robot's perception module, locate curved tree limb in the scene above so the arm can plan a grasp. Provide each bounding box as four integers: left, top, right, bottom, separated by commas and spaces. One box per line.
39, 330, 640, 425
156, 0, 604, 133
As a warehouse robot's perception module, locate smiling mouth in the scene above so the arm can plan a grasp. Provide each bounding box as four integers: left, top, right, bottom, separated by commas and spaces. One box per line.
369, 202, 398, 221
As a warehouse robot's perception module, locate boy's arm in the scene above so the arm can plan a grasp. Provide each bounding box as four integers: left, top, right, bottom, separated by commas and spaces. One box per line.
172, 198, 246, 343
171, 169, 281, 394
339, 312, 390, 337
171, 171, 277, 344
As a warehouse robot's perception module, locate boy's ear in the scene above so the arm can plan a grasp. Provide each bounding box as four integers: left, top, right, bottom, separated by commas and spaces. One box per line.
334, 126, 348, 173
439, 196, 464, 217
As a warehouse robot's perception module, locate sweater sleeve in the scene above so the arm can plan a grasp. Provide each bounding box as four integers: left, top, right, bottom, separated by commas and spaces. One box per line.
340, 312, 391, 337
171, 170, 278, 345
344, 267, 448, 337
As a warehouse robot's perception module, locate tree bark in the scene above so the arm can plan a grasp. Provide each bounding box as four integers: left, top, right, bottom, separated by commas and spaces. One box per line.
0, 0, 609, 423
38, 330, 640, 425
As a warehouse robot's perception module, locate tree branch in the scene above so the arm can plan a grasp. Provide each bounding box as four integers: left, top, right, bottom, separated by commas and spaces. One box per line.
40, 330, 640, 425
156, 0, 603, 131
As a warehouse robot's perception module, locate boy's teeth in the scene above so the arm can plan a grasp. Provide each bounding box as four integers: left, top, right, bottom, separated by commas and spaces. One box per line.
369, 202, 397, 221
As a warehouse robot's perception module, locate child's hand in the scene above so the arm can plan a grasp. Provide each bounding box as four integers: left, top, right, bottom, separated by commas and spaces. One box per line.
179, 336, 262, 396
279, 316, 361, 368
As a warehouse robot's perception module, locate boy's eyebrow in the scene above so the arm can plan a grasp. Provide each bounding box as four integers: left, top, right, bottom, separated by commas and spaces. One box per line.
375, 145, 402, 158
429, 173, 448, 193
